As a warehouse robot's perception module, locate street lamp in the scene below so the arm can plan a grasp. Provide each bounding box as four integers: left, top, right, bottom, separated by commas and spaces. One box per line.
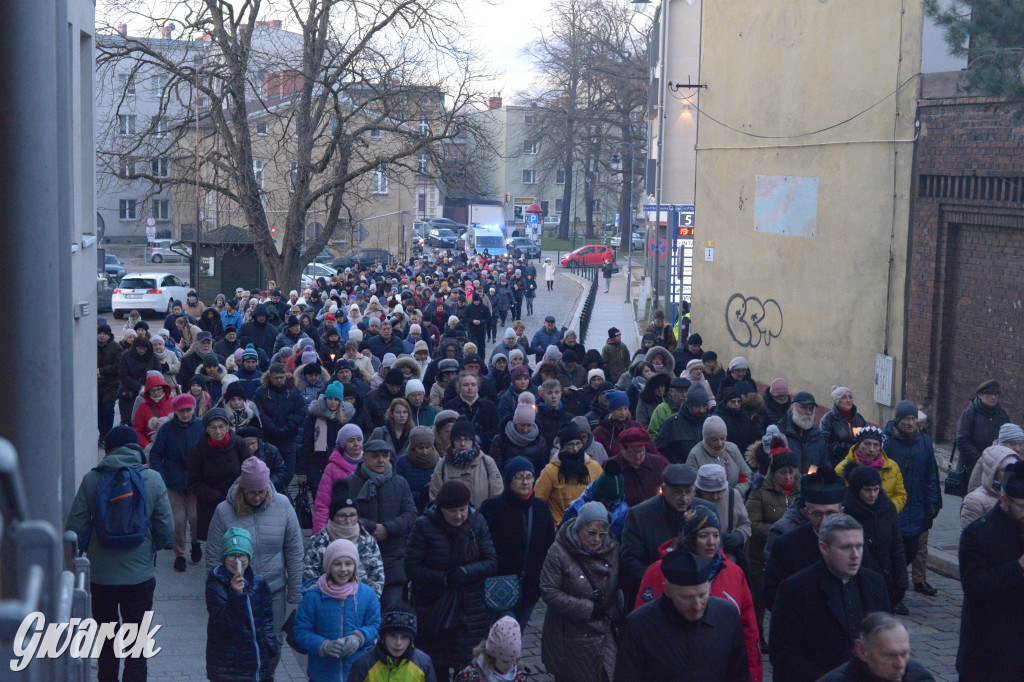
611, 142, 635, 304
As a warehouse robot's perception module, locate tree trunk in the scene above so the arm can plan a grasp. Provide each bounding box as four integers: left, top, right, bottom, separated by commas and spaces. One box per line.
558, 145, 574, 242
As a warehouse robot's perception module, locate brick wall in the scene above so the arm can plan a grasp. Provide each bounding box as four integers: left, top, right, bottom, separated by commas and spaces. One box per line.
905, 81, 1024, 439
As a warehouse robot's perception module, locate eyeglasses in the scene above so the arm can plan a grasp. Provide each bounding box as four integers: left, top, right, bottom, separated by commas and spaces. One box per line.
512, 473, 534, 483
807, 509, 840, 520
582, 528, 609, 539
335, 512, 359, 521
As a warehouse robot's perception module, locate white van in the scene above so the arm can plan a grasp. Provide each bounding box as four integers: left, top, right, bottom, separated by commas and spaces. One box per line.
465, 225, 508, 256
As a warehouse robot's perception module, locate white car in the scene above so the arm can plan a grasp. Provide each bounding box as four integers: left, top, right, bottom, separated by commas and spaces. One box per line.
112, 272, 191, 319
300, 262, 337, 289
610, 231, 645, 251
149, 239, 192, 263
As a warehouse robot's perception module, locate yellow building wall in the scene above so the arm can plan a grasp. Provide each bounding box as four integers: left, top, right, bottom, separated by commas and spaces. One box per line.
691, 1, 922, 425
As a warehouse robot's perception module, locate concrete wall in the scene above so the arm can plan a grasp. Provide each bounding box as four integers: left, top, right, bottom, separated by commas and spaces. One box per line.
690, 1, 922, 425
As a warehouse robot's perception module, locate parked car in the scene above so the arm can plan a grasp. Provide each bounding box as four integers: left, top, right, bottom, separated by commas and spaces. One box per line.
559, 244, 615, 267
111, 272, 190, 319
543, 216, 560, 226
412, 223, 429, 253
427, 228, 458, 249
312, 249, 335, 263
506, 237, 541, 259
149, 239, 192, 263
610, 231, 645, 251
428, 217, 467, 235
96, 273, 113, 313
329, 248, 395, 270
300, 262, 338, 289
104, 254, 126, 281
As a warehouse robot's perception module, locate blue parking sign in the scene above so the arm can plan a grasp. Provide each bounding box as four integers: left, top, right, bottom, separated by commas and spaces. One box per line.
527, 214, 538, 224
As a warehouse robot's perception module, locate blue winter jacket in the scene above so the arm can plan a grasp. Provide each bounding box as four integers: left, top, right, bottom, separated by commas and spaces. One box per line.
233, 365, 264, 401
150, 415, 205, 491
294, 580, 381, 682
220, 310, 244, 331
395, 454, 434, 512
559, 480, 629, 539
254, 378, 306, 443
530, 327, 564, 363
882, 421, 942, 537
205, 565, 279, 682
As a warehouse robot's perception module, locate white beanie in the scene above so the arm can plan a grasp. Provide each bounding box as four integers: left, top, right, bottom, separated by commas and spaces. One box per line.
588, 368, 605, 382
504, 327, 516, 340
405, 379, 425, 396
831, 386, 852, 404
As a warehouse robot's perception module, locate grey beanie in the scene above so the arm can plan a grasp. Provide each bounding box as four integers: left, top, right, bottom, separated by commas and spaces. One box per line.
695, 463, 728, 492
998, 423, 1024, 444
543, 345, 561, 362
893, 400, 918, 423
575, 500, 610, 531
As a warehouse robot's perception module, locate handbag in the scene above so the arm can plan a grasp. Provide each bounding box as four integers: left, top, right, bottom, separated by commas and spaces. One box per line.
282, 609, 306, 654
944, 442, 968, 497
484, 507, 533, 611
419, 589, 460, 637
292, 483, 313, 529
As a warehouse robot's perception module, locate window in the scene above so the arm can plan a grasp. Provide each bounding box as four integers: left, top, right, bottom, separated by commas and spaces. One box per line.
289, 161, 298, 193
522, 169, 535, 184
117, 114, 136, 136
523, 140, 537, 154
153, 117, 167, 137
591, 199, 601, 211
418, 154, 428, 174
419, 120, 429, 136
418, 193, 426, 212
154, 200, 170, 221
117, 158, 135, 178
119, 199, 137, 220
555, 199, 563, 213
370, 128, 382, 140
556, 169, 566, 185
253, 160, 264, 189
372, 165, 388, 194
151, 157, 169, 178
524, 114, 535, 125
294, 119, 301, 138
256, 122, 268, 135
118, 74, 136, 96
150, 74, 167, 95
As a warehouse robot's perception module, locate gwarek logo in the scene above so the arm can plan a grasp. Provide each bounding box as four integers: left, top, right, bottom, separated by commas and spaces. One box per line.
11, 611, 162, 671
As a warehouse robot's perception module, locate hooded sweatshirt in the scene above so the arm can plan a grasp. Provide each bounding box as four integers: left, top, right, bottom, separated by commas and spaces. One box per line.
132, 374, 174, 448
961, 445, 1019, 529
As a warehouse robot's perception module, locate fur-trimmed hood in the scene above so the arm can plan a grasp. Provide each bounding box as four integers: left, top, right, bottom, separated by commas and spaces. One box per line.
644, 346, 675, 376
306, 394, 356, 423
260, 371, 297, 389
294, 362, 331, 389
391, 356, 423, 381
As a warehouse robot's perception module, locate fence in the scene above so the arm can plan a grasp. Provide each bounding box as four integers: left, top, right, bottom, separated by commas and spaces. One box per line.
566, 261, 600, 344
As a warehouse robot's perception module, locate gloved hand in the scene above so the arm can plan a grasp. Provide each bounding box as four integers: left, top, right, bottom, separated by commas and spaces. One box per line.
338, 631, 365, 657
445, 567, 470, 587
320, 639, 345, 659
722, 531, 745, 553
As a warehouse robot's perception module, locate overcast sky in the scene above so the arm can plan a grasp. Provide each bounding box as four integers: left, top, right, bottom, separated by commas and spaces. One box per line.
462, 0, 552, 97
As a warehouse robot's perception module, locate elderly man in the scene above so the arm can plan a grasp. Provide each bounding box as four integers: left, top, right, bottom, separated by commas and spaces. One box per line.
614, 550, 750, 682
777, 391, 828, 473
611, 427, 669, 506
620, 463, 716, 608
769, 514, 889, 682
958, 460, 1024, 681
819, 612, 934, 681
955, 379, 1010, 484
530, 315, 563, 364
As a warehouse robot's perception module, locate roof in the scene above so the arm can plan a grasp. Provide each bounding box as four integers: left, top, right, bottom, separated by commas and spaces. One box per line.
201, 225, 254, 244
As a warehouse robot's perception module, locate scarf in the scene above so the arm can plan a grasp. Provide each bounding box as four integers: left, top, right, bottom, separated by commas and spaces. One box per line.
226, 402, 256, 429
504, 420, 539, 447
406, 445, 438, 470
446, 446, 478, 470
317, 574, 359, 602
557, 449, 590, 485
778, 480, 796, 496
475, 655, 519, 682
357, 464, 394, 500
328, 520, 361, 541
855, 448, 884, 470
207, 432, 230, 449
838, 407, 855, 423
314, 405, 344, 453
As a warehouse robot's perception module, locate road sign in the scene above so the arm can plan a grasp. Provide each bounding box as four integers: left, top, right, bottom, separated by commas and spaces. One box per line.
356, 221, 368, 243
270, 225, 276, 237
145, 226, 156, 241
146, 216, 157, 228
649, 238, 668, 258
527, 213, 538, 224
615, 212, 620, 228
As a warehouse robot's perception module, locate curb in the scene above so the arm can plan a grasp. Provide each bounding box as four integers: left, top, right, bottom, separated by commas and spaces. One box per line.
562, 271, 591, 337
928, 553, 960, 581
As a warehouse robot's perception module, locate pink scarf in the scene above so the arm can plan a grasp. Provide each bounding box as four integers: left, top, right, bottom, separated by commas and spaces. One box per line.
855, 448, 884, 470
317, 574, 359, 602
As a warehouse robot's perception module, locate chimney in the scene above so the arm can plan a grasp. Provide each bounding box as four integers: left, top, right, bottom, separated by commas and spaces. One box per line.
161, 25, 172, 39
117, 23, 128, 37
488, 96, 502, 110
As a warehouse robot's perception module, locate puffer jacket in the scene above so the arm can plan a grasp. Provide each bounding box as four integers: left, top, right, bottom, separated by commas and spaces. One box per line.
961, 445, 1019, 529
205, 565, 279, 682
205, 480, 305, 601
301, 526, 385, 596
535, 455, 604, 526
835, 446, 908, 513
745, 474, 801, 580
232, 364, 264, 401
843, 490, 907, 606
428, 450, 504, 510
404, 506, 498, 665
488, 416, 549, 472
312, 448, 362, 533
818, 405, 867, 466
956, 397, 1010, 469
150, 414, 205, 491
479, 488, 557, 607
686, 441, 753, 497
349, 645, 438, 682
253, 372, 305, 444
337, 468, 419, 586
654, 408, 705, 464
882, 421, 941, 537
118, 345, 161, 401
237, 305, 278, 356
132, 374, 175, 449
272, 329, 310, 357
251, 440, 291, 494
777, 412, 828, 474
367, 333, 406, 361
540, 520, 620, 682
294, 580, 380, 682
65, 445, 174, 586
187, 432, 248, 542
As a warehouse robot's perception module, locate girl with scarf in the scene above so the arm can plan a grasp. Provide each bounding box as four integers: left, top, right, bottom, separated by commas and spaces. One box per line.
396, 426, 440, 513
294, 538, 381, 682
455, 617, 529, 682
534, 422, 603, 526
835, 425, 908, 512
187, 375, 214, 419
370, 398, 413, 458
220, 380, 262, 431
301, 381, 357, 497
302, 493, 385, 596
428, 420, 503, 510
634, 506, 762, 682
819, 385, 869, 466
313, 423, 365, 532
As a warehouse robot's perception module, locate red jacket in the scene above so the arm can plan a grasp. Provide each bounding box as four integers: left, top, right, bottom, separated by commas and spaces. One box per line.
635, 540, 763, 682
132, 374, 174, 449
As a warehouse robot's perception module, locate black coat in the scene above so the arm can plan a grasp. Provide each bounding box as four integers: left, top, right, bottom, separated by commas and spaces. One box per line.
444, 396, 500, 450
404, 507, 498, 661
818, 656, 935, 682
98, 339, 121, 403
336, 469, 418, 586
533, 403, 572, 455
777, 412, 828, 474
715, 404, 757, 454
956, 397, 1010, 468
364, 386, 403, 430
654, 409, 705, 464
237, 306, 278, 356
819, 405, 868, 466
118, 347, 160, 399
769, 561, 889, 682
487, 417, 549, 472
479, 488, 556, 605
843, 491, 908, 604
252, 382, 306, 445
252, 441, 290, 494
186, 433, 247, 541
205, 565, 279, 682
958, 503, 1024, 681
614, 596, 751, 682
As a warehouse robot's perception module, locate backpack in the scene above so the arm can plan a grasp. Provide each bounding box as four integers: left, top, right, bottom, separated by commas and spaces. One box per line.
89, 466, 151, 550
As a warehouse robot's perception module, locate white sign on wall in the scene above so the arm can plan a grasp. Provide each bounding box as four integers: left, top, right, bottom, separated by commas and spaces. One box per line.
874, 354, 894, 406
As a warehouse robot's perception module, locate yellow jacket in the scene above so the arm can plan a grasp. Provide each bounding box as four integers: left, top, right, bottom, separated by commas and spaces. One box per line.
835, 446, 907, 513
534, 457, 604, 527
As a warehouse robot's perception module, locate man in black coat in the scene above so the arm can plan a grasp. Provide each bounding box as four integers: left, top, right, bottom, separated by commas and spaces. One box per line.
364, 369, 406, 429
955, 379, 1010, 483
777, 391, 829, 474
769, 514, 890, 682
614, 550, 750, 682
957, 460, 1024, 681
654, 385, 709, 464
819, 612, 935, 682
619, 464, 715, 609
237, 303, 278, 357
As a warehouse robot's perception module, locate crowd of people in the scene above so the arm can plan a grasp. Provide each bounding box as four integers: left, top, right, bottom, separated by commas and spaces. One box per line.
78, 244, 1016, 681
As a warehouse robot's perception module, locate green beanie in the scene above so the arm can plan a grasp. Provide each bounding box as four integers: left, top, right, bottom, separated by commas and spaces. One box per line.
592, 459, 625, 503
325, 381, 345, 401
220, 527, 253, 562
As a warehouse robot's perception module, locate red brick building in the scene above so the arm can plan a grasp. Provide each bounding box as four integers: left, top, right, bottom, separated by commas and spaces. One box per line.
904, 72, 1024, 440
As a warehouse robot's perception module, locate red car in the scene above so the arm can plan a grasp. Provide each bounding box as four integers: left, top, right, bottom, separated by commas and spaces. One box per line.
560, 244, 614, 267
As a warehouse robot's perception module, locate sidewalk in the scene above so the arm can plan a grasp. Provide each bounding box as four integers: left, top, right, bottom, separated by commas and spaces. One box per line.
562, 261, 641, 352
927, 443, 962, 580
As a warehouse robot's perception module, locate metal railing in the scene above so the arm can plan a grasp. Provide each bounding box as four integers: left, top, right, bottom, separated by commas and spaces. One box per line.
0, 439, 90, 681
575, 265, 600, 345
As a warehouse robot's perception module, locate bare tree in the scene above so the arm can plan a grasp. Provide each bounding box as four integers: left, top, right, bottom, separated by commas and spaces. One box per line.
97, 0, 494, 287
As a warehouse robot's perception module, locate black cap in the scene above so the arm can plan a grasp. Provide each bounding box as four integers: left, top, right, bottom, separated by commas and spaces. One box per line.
670, 377, 692, 390
792, 391, 816, 405
463, 353, 482, 366
687, 333, 702, 346
662, 463, 697, 487
1003, 460, 1024, 499
608, 327, 621, 338
801, 465, 846, 505
662, 549, 714, 586
287, 315, 300, 327
385, 368, 405, 386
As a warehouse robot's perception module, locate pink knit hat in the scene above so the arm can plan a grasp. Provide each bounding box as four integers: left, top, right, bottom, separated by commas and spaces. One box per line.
513, 392, 536, 425
485, 616, 521, 666
322, 538, 360, 573
769, 377, 789, 397
239, 456, 271, 491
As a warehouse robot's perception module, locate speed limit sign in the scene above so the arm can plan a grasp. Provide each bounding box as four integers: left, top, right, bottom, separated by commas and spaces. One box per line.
146, 216, 157, 228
